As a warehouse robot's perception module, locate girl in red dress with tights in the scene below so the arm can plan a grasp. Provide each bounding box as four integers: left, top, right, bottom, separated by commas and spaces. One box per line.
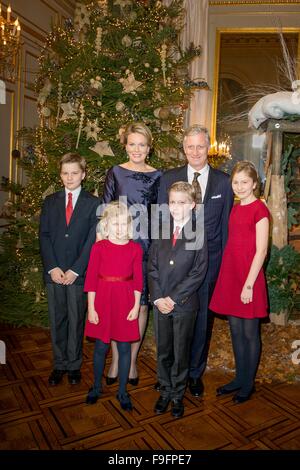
84, 201, 143, 411
210, 161, 270, 404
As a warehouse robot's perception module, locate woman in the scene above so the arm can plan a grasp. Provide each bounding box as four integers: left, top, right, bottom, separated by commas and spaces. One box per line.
102, 122, 162, 385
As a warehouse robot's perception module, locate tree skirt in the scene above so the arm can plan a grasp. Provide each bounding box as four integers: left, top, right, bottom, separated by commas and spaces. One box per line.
143, 316, 300, 383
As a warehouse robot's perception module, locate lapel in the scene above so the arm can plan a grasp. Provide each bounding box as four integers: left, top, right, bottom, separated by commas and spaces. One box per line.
203, 165, 214, 204
57, 190, 67, 226
68, 189, 86, 227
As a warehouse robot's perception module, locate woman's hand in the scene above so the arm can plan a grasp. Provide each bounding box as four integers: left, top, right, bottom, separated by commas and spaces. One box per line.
127, 307, 139, 321
241, 285, 253, 304
88, 308, 99, 324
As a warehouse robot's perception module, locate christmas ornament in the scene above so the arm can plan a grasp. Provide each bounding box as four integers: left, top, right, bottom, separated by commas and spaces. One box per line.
119, 71, 142, 93
83, 119, 101, 141
90, 140, 115, 157
60, 102, 77, 121
121, 35, 132, 47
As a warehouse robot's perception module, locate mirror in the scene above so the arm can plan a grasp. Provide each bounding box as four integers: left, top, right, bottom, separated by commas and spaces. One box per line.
213, 30, 299, 182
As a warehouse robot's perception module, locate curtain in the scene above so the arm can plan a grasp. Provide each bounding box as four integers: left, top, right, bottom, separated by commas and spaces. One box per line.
163, 0, 209, 127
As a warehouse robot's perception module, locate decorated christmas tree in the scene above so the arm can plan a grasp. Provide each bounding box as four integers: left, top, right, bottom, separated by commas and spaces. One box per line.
0, 0, 201, 326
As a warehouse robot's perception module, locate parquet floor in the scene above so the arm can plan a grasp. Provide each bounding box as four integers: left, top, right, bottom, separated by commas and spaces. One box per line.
0, 324, 300, 451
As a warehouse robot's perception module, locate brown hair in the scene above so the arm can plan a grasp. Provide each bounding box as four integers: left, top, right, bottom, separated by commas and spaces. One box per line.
231, 160, 260, 196
59, 153, 86, 172
168, 181, 196, 203
120, 122, 153, 147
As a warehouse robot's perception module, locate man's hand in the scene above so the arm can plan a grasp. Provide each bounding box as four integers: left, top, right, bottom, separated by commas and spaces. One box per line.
63, 270, 78, 285
156, 298, 174, 315
50, 267, 65, 284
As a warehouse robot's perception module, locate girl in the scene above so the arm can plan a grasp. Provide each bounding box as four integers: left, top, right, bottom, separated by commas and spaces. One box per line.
102, 122, 162, 386
84, 201, 143, 411
210, 161, 270, 404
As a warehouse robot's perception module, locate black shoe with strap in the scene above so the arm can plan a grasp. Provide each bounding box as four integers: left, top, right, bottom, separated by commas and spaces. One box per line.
154, 382, 161, 392
86, 387, 101, 405
106, 376, 118, 385
117, 393, 133, 411
48, 369, 66, 386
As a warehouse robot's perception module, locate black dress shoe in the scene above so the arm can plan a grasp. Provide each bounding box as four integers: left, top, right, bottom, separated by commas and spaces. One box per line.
116, 393, 133, 411
128, 377, 139, 386
154, 396, 170, 414
188, 378, 204, 397
106, 376, 118, 385
216, 385, 241, 397
86, 387, 101, 405
171, 399, 184, 418
154, 382, 161, 392
232, 388, 255, 404
48, 369, 66, 386
68, 370, 81, 385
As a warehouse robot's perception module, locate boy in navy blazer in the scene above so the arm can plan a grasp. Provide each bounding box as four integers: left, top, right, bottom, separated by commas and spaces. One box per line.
39, 153, 99, 386
157, 125, 234, 397
148, 182, 208, 418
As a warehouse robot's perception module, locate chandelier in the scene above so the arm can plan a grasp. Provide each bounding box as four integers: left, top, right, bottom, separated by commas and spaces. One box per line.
208, 140, 231, 168
0, 4, 21, 79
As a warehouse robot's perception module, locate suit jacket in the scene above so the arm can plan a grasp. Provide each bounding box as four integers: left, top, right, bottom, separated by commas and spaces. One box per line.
148, 223, 208, 312
39, 189, 100, 285
157, 165, 233, 282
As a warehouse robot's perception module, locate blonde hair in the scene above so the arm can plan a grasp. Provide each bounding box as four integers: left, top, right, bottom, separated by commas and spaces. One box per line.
97, 201, 133, 239
120, 121, 153, 147
168, 181, 196, 203
231, 160, 260, 196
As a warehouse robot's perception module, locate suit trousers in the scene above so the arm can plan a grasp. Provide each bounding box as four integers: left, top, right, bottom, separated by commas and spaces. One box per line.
46, 283, 87, 371
154, 307, 197, 400
189, 280, 216, 379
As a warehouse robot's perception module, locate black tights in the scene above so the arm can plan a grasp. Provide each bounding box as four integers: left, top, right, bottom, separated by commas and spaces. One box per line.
92, 339, 131, 396
227, 316, 261, 396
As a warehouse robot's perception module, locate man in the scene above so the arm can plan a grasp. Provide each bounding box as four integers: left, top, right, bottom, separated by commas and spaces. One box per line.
156, 125, 234, 397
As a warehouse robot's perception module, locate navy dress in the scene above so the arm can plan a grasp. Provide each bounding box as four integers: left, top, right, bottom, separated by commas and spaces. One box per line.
102, 165, 162, 305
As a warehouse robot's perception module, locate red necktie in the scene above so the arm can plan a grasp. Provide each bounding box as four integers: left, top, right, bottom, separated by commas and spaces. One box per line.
66, 192, 73, 225
172, 226, 181, 247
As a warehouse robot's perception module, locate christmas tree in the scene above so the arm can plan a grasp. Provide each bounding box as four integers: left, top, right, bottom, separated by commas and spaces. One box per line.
0, 0, 201, 326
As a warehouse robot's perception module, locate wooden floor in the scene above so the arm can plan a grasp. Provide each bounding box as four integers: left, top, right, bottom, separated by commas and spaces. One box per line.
0, 324, 300, 451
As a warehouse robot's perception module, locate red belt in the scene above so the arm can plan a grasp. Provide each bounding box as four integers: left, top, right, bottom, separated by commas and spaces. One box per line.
98, 275, 133, 282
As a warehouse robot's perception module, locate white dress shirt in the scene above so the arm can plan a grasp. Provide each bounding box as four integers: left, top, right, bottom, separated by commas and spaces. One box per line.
187, 163, 209, 201
65, 185, 81, 208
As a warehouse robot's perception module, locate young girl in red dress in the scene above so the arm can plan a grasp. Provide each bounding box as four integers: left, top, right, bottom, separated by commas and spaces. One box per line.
84, 201, 143, 411
210, 161, 270, 404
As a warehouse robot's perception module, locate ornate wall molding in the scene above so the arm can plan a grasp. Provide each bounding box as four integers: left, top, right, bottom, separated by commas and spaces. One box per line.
209, 1, 300, 5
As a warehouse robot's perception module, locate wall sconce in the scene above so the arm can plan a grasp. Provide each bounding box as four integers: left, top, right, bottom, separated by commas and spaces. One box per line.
0, 3, 21, 80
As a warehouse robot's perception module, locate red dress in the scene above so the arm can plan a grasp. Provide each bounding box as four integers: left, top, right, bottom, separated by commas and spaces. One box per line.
209, 199, 270, 318
84, 239, 143, 343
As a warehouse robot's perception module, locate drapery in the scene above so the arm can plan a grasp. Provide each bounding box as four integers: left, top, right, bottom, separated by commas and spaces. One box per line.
163, 0, 209, 127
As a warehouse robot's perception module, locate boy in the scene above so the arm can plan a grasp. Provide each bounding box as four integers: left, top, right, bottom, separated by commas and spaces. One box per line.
148, 182, 208, 418
39, 153, 99, 386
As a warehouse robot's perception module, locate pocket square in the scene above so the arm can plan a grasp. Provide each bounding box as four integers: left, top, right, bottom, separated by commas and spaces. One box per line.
211, 194, 221, 199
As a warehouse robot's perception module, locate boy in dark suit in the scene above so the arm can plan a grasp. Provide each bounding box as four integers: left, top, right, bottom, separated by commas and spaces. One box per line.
39, 153, 99, 386
148, 182, 208, 418
157, 125, 234, 397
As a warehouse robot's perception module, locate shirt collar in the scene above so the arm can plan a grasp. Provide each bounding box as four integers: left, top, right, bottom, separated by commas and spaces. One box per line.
188, 163, 209, 177
65, 185, 82, 197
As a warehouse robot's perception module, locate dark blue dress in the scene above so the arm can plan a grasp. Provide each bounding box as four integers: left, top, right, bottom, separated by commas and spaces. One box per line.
102, 165, 162, 305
